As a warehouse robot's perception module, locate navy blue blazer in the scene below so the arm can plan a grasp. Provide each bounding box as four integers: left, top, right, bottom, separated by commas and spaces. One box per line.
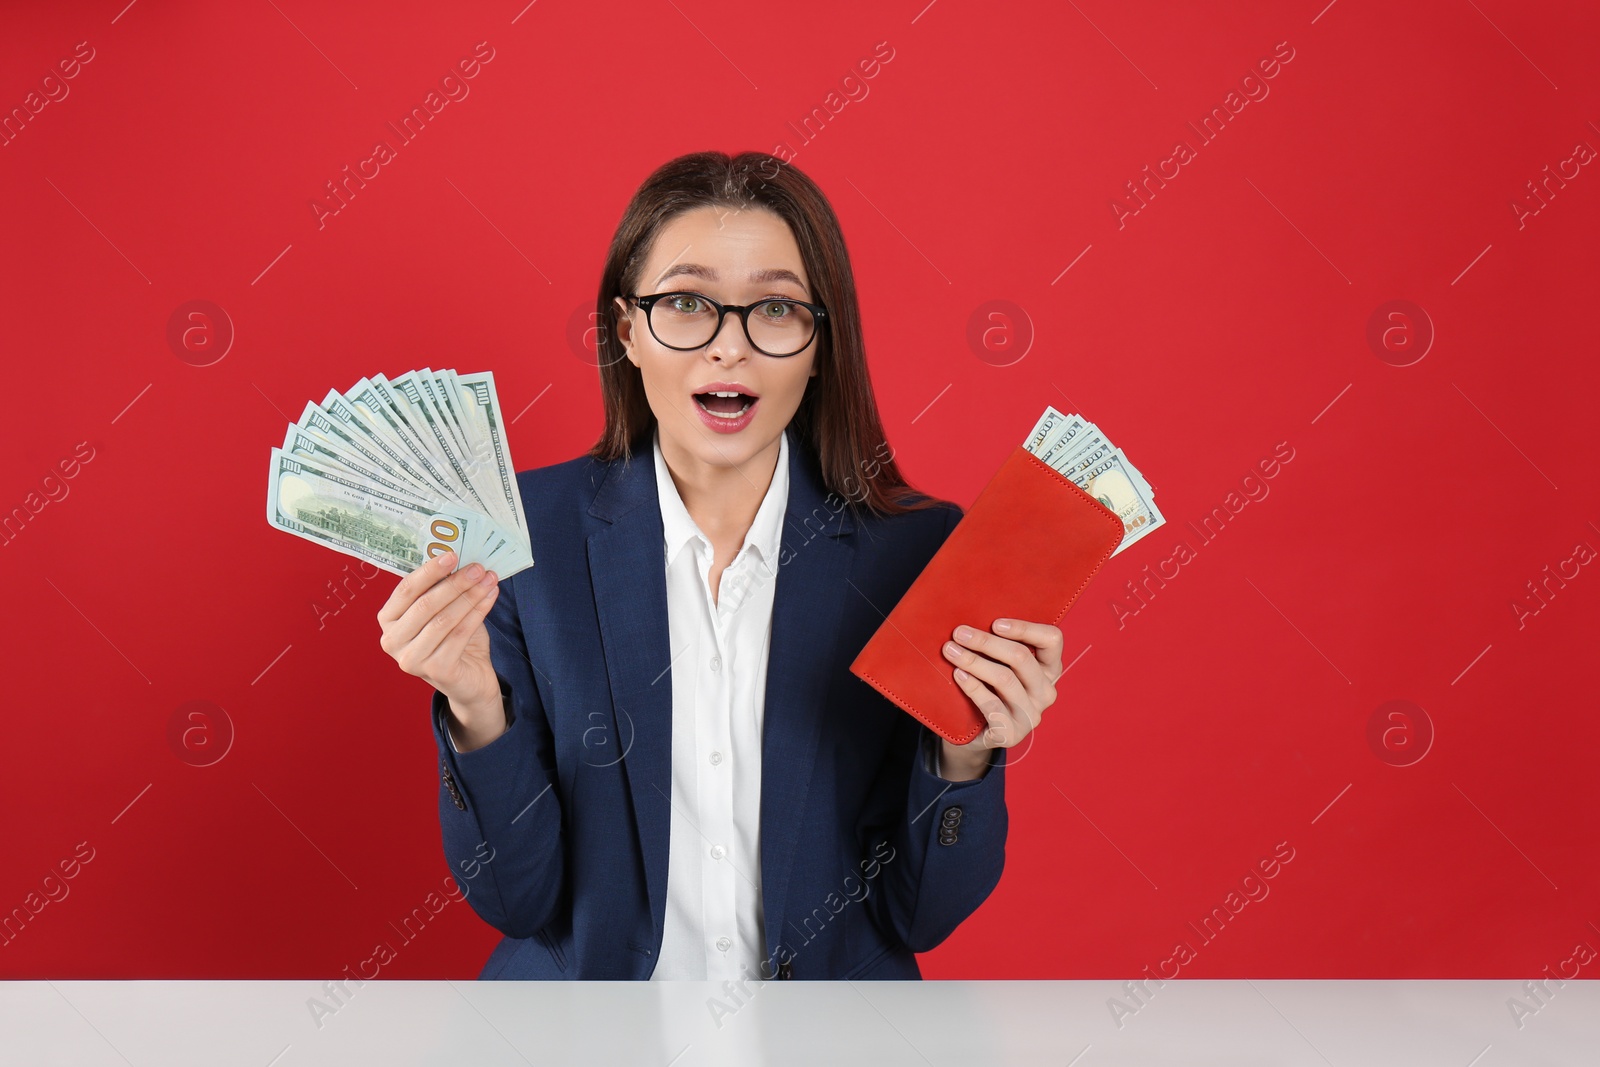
428, 428, 1008, 980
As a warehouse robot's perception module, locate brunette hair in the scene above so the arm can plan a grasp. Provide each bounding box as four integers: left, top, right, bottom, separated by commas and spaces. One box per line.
587, 150, 941, 517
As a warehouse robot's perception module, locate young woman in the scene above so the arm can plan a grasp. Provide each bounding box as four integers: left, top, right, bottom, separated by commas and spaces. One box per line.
377, 152, 1065, 981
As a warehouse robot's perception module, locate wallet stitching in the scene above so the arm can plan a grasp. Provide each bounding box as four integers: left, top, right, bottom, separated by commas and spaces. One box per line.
858, 667, 983, 745
859, 447, 1125, 747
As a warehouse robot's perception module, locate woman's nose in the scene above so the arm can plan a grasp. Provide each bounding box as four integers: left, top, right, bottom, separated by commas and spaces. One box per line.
704, 315, 752, 362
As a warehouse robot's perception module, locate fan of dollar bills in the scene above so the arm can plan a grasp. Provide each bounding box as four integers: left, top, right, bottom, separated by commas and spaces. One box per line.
266, 369, 533, 579
1023, 406, 1165, 556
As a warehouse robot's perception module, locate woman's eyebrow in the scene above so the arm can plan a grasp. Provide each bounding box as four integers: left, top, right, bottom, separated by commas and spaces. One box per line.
654, 263, 806, 288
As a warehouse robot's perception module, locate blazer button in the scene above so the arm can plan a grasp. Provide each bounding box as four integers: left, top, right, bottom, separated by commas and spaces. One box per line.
940, 805, 963, 827
778, 960, 793, 980
441, 764, 466, 811
938, 830, 958, 846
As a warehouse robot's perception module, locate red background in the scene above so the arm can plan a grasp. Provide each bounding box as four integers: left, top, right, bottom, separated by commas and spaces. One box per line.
2, 0, 1596, 980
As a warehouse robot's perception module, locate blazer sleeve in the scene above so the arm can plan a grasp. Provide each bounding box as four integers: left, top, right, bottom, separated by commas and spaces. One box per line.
857, 503, 1009, 954
430, 573, 567, 940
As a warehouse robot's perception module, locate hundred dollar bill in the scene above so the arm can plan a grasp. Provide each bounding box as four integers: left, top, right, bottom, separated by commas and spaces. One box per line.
434, 369, 487, 464
387, 371, 528, 558
1038, 414, 1098, 471
379, 371, 531, 575
268, 368, 536, 581
276, 443, 514, 573
456, 371, 530, 540
392, 371, 496, 519
1040, 414, 1096, 469
282, 424, 424, 500
1050, 430, 1112, 480
280, 421, 511, 585
417, 369, 481, 482
432, 371, 482, 470
1023, 406, 1071, 456
1079, 450, 1166, 556
436, 369, 507, 525
266, 447, 482, 577
1028, 411, 1158, 499
296, 400, 434, 502
1054, 430, 1155, 500
417, 368, 512, 533
324, 388, 453, 501
1019, 404, 1163, 555
350, 377, 465, 503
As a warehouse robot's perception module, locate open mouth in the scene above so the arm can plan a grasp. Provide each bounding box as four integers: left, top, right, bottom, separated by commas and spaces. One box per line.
693, 390, 757, 420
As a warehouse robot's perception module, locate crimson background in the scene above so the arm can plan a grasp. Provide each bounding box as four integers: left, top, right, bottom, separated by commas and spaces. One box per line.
1, 0, 1596, 980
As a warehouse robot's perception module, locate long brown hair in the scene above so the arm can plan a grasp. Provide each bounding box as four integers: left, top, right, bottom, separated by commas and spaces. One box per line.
587, 150, 941, 518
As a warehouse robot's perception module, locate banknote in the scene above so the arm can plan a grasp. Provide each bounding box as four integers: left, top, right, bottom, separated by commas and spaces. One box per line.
266, 369, 533, 578
1022, 407, 1164, 556
267, 449, 483, 577
1023, 406, 1072, 455
1048, 429, 1155, 501
455, 370, 530, 541
1078, 450, 1163, 554
1048, 429, 1113, 480
1035, 411, 1096, 470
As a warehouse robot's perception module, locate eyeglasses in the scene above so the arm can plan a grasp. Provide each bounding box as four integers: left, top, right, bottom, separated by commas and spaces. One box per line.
626, 290, 827, 358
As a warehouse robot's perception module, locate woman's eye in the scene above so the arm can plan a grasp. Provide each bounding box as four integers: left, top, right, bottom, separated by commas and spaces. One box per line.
669, 295, 704, 314
759, 301, 792, 319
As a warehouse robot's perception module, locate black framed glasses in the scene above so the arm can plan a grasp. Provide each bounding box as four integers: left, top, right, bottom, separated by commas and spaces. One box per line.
626, 290, 828, 358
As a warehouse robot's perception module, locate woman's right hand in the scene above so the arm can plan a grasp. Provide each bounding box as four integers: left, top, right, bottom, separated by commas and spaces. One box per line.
378, 550, 505, 745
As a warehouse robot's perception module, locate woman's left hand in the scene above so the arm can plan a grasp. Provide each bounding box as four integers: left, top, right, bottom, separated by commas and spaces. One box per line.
938, 618, 1064, 780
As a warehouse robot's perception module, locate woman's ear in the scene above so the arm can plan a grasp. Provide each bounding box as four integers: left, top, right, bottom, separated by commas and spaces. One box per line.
612, 296, 639, 366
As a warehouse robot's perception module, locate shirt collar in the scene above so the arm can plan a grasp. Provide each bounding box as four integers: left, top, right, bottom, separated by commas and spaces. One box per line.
653, 425, 790, 568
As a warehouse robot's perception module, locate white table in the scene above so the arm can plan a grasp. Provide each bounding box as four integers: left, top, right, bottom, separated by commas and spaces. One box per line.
3, 980, 1594, 1065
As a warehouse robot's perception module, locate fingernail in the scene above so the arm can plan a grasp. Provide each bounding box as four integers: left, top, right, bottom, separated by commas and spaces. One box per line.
955, 626, 976, 641
954, 667, 969, 680
482, 570, 498, 585
944, 641, 961, 657
438, 550, 456, 565
994, 619, 1013, 632
465, 564, 483, 581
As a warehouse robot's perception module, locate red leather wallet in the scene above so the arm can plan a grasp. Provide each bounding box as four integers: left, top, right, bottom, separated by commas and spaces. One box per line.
849, 446, 1125, 745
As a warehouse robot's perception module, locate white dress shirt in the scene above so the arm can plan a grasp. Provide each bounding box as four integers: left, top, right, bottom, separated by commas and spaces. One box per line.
648, 425, 789, 982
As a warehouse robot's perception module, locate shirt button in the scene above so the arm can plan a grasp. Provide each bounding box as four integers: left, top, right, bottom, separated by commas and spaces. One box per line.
710, 655, 721, 671
710, 750, 724, 765
716, 936, 732, 952
710, 844, 726, 860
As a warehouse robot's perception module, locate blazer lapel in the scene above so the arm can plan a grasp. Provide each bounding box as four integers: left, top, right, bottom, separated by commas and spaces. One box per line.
759, 433, 857, 966
585, 429, 860, 969
586, 447, 675, 939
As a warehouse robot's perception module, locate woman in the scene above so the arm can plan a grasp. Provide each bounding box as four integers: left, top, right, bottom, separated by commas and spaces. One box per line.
377, 151, 1065, 981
